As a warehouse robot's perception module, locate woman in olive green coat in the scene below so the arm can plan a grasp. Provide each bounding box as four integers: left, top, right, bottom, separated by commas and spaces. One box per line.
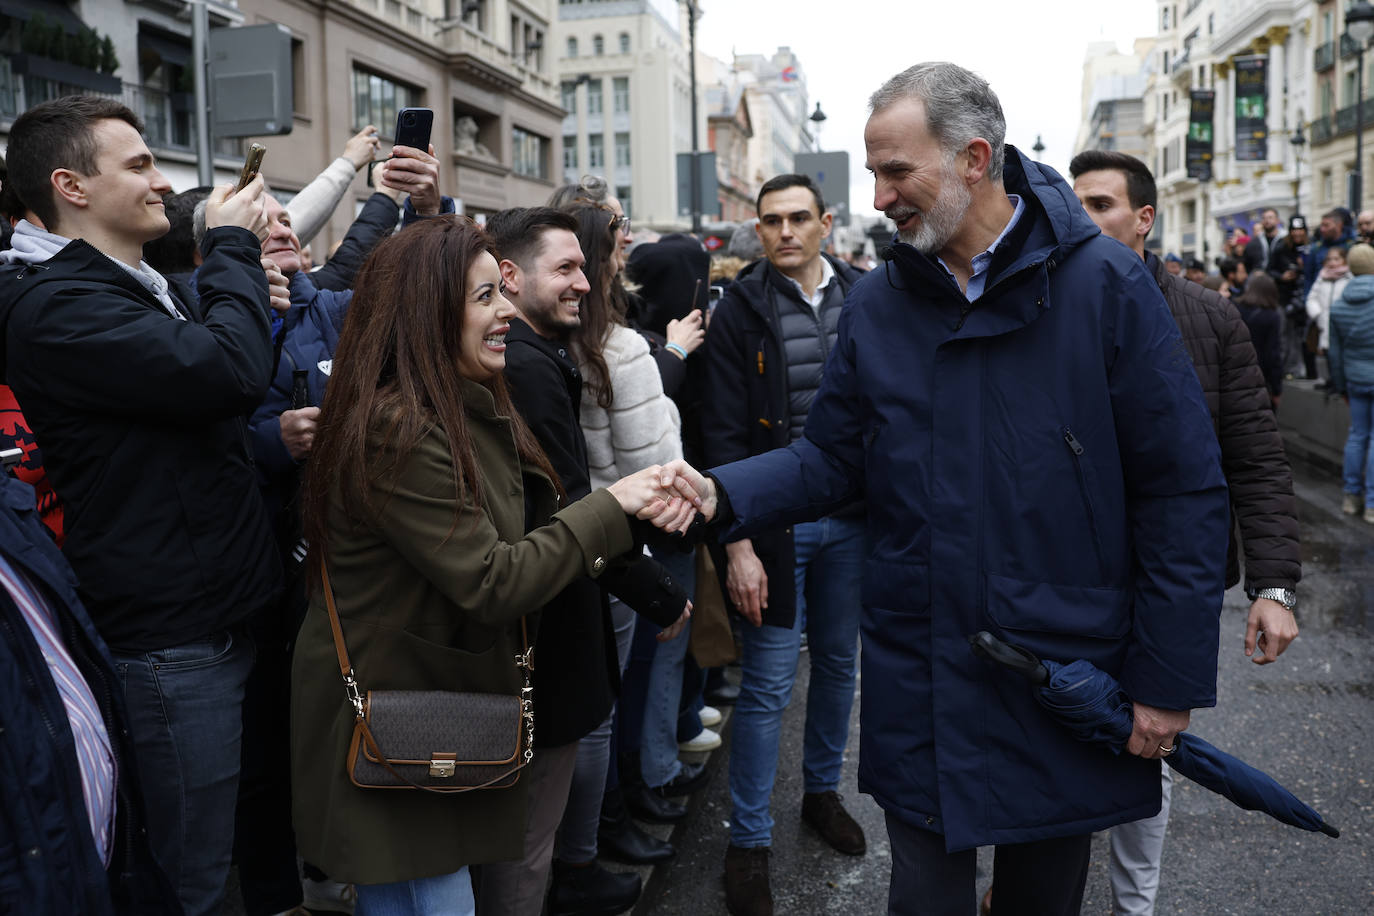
290, 217, 694, 915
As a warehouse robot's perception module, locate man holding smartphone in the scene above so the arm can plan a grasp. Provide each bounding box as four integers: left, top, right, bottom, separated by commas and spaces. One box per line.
0, 96, 280, 916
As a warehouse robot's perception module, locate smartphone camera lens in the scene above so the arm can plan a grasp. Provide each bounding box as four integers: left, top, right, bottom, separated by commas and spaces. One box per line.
402, 113, 415, 126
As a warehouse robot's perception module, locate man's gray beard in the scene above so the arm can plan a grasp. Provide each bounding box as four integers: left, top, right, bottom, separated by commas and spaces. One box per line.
897, 166, 973, 255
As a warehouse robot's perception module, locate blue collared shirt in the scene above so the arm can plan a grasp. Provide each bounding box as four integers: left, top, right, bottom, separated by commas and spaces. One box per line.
937, 194, 1025, 301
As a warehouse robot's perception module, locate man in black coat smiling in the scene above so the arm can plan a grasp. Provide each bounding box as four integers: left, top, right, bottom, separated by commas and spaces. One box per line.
0, 96, 281, 916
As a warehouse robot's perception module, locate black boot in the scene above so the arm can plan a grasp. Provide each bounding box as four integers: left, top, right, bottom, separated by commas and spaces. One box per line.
623, 781, 687, 823
548, 860, 641, 916
599, 787, 675, 864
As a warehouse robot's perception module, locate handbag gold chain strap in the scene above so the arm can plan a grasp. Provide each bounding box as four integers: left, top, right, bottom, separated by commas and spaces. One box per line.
320, 560, 535, 792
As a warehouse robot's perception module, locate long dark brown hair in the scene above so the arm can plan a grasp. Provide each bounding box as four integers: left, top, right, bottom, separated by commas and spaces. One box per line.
1235, 271, 1280, 310
565, 203, 626, 410
302, 216, 560, 583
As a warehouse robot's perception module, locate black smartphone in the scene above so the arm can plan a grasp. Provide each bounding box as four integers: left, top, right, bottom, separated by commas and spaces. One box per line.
235, 143, 267, 192
393, 108, 433, 152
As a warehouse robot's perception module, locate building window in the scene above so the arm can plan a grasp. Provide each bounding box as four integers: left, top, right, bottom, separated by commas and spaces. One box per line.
587, 79, 603, 114
615, 132, 631, 166
352, 68, 420, 134
567, 36, 578, 58
613, 77, 630, 113
448, 0, 485, 30
564, 136, 578, 170
588, 134, 604, 168
513, 127, 549, 180
619, 32, 630, 54
617, 185, 631, 218
593, 34, 604, 56
291, 38, 306, 116
1322, 81, 1334, 118
561, 81, 577, 113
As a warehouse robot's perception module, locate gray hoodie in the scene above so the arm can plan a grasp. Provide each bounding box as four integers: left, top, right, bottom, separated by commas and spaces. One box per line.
0, 220, 184, 320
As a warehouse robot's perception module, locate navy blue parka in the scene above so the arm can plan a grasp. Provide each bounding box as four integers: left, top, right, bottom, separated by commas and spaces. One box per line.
710, 148, 1230, 851
0, 474, 178, 914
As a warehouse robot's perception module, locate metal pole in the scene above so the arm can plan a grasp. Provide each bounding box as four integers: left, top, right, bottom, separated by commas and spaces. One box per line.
192, 0, 213, 187
1356, 47, 1366, 214
686, 0, 701, 234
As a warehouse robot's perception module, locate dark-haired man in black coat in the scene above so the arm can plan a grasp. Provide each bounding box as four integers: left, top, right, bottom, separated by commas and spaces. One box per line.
1071, 149, 1299, 916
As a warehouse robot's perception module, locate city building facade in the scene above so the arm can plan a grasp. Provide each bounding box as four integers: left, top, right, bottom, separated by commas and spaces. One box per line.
556, 0, 694, 227
2, 0, 565, 248
1130, 0, 1315, 264
1306, 0, 1374, 221
1075, 39, 1155, 163
732, 46, 812, 188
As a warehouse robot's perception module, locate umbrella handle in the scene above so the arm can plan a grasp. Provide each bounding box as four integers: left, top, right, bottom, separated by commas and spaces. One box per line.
969, 631, 1049, 685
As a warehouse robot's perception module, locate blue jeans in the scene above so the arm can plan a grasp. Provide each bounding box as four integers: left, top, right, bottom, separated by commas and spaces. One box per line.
356, 867, 475, 916
1344, 385, 1374, 499
637, 547, 695, 788
113, 628, 255, 916
729, 516, 864, 847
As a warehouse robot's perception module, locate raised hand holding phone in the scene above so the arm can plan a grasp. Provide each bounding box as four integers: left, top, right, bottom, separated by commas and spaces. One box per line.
206, 174, 268, 241
235, 143, 267, 192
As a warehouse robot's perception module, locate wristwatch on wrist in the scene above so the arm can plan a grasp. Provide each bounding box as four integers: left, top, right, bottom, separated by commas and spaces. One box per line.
1247, 586, 1297, 610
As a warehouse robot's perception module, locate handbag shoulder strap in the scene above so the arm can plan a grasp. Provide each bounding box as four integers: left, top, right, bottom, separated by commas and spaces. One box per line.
319, 559, 532, 719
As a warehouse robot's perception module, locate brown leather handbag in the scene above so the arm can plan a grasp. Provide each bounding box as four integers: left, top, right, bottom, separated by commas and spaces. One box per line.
321, 562, 535, 793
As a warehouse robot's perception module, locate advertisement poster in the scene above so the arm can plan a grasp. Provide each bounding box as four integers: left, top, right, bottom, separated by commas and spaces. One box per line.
1234, 55, 1268, 161
1188, 90, 1215, 180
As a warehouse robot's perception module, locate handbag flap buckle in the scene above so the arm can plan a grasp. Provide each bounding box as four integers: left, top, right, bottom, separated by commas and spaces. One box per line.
430, 753, 457, 778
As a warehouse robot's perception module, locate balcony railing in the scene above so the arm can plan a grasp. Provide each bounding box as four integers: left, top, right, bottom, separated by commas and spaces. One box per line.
1313, 115, 1334, 144
1334, 98, 1374, 133
1316, 41, 1337, 72
1341, 33, 1370, 61
1310, 100, 1374, 144
0, 62, 241, 160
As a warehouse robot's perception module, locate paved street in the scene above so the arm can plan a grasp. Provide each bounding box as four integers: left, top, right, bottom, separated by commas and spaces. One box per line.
647, 455, 1374, 914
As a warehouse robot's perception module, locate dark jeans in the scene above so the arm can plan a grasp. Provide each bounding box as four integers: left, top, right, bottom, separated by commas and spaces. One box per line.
884, 812, 1090, 916
113, 628, 255, 916
235, 602, 304, 914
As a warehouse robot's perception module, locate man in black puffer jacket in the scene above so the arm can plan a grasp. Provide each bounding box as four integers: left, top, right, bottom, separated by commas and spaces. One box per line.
702, 174, 868, 916
1071, 149, 1301, 916
0, 97, 280, 916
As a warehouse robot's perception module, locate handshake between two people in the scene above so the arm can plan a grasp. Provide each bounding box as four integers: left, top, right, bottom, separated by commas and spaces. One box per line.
603, 460, 719, 643
604, 459, 718, 533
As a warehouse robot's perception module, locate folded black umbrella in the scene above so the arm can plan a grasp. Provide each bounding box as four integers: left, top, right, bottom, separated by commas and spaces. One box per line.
969, 631, 1339, 838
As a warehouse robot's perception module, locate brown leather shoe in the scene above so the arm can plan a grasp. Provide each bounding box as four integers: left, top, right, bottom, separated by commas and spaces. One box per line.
801, 790, 867, 855
723, 844, 773, 916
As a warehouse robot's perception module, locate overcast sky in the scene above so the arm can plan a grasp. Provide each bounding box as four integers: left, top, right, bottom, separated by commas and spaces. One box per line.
695, 0, 1157, 222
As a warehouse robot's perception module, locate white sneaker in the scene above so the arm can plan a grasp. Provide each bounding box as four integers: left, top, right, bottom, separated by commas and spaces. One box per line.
302, 877, 357, 915
699, 705, 723, 727
1343, 493, 1362, 515
679, 727, 722, 752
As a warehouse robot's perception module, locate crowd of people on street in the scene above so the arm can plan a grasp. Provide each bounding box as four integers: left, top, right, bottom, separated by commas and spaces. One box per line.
0, 58, 1320, 916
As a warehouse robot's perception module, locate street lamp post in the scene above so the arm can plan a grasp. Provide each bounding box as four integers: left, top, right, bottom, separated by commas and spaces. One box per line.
1032, 135, 1046, 160
809, 102, 827, 152
1291, 121, 1307, 216
1345, 0, 1374, 212
683, 0, 701, 234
